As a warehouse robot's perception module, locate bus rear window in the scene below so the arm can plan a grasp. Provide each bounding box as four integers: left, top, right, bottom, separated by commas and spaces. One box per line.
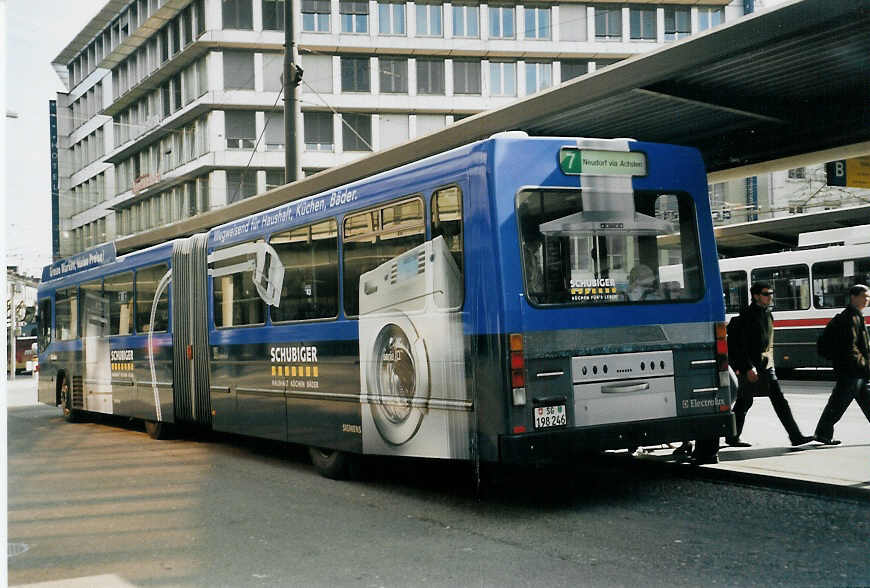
517, 188, 703, 306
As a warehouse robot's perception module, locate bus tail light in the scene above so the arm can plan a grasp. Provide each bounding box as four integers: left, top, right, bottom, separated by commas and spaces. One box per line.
715, 321, 729, 372
510, 333, 526, 406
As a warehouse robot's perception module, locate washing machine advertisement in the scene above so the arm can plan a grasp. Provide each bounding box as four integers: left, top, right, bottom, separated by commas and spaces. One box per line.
359, 236, 471, 459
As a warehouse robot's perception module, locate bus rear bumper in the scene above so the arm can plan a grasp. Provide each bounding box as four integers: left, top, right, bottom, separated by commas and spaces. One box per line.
499, 412, 735, 464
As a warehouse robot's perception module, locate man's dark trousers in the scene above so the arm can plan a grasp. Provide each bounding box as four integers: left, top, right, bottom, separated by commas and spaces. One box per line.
733, 368, 803, 441
815, 376, 870, 440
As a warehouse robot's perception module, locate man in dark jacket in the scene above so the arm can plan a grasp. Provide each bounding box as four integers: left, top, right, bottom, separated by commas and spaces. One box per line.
813, 284, 870, 445
728, 282, 814, 447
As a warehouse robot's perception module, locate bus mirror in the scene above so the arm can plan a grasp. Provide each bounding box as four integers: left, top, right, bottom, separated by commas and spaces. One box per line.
253, 241, 284, 307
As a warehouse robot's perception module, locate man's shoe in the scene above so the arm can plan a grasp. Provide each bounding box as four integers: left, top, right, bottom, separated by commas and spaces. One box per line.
690, 454, 719, 466
725, 437, 752, 447
813, 436, 842, 446
790, 435, 814, 447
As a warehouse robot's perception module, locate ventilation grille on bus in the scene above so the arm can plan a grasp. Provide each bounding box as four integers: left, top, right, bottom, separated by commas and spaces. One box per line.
72, 375, 84, 409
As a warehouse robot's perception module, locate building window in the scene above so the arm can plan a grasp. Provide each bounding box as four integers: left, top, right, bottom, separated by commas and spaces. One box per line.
302, 0, 330, 32
341, 56, 371, 92
224, 50, 255, 89
195, 0, 206, 36
304, 111, 334, 151
222, 0, 253, 30
664, 7, 690, 41
263, 0, 285, 30
561, 60, 589, 82
263, 53, 283, 92
524, 6, 551, 40
630, 7, 656, 40
265, 111, 284, 150
379, 58, 408, 93
452, 3, 478, 38
225, 111, 256, 149
416, 2, 442, 36
266, 169, 285, 190
226, 169, 258, 203
489, 5, 515, 39
698, 6, 724, 31
416, 58, 444, 95
525, 62, 551, 95
453, 60, 480, 95
595, 5, 621, 40
378, 1, 405, 35
340, 0, 369, 33
342, 113, 372, 151
489, 61, 516, 96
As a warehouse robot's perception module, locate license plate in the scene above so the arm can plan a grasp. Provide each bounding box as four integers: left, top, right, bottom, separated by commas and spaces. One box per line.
534, 405, 567, 429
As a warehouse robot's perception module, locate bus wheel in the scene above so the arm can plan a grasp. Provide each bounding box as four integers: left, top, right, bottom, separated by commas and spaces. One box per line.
60, 377, 79, 423
308, 447, 357, 480
144, 420, 171, 440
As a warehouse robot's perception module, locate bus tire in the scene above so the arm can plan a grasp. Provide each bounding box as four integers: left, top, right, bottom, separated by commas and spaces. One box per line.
308, 447, 357, 480
144, 420, 171, 440
60, 376, 80, 423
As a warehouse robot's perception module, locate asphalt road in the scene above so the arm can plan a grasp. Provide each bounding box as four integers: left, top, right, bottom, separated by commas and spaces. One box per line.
6, 376, 870, 587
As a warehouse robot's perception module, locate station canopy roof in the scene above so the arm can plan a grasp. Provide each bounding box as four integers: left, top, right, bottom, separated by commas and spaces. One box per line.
116, 0, 870, 255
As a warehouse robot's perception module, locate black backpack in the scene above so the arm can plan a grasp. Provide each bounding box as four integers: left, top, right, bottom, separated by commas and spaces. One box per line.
817, 313, 841, 360
726, 314, 742, 356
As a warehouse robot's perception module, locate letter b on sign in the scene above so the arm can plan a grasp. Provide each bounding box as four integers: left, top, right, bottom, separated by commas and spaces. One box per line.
826, 160, 847, 186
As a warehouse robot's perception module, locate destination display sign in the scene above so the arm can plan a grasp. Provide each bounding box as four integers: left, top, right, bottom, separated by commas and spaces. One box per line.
42, 242, 116, 282
559, 148, 647, 176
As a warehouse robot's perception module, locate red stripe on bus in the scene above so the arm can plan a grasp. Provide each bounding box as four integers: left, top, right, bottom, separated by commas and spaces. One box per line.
774, 317, 870, 328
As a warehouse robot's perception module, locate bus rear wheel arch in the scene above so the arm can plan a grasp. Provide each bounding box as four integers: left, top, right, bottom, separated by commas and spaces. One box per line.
144, 420, 172, 440
59, 374, 80, 423
308, 447, 359, 480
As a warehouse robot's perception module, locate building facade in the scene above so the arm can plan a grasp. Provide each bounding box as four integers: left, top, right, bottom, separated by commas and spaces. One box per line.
54, 0, 748, 257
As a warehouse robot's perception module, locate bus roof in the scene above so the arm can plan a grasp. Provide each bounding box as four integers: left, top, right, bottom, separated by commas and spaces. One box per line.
797, 225, 870, 248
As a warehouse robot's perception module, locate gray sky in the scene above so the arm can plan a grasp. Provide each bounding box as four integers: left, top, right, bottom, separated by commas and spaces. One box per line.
5, 0, 104, 277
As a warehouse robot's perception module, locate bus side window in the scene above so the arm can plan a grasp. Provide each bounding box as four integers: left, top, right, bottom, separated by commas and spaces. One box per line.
212, 249, 265, 328
270, 219, 339, 323
55, 287, 79, 340
38, 298, 52, 352
812, 257, 870, 309
752, 264, 810, 311
431, 185, 464, 274
80, 279, 107, 337
343, 197, 425, 317
105, 272, 134, 336
721, 270, 748, 313
136, 264, 170, 333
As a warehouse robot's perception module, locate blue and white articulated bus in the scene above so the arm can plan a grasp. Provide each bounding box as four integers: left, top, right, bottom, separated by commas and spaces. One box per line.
37, 134, 733, 478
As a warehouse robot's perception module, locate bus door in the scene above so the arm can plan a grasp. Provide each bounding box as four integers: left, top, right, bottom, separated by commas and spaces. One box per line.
81, 285, 113, 414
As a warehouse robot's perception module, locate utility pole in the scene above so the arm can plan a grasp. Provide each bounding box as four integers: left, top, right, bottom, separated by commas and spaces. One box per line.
284, 0, 303, 184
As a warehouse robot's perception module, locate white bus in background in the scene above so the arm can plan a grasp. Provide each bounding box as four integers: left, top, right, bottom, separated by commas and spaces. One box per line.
717, 225, 870, 374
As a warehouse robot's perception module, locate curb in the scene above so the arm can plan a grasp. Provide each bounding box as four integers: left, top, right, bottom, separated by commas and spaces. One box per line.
667, 459, 870, 504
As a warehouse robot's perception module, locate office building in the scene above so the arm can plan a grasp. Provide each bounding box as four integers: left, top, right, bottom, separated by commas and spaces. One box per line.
53, 0, 745, 256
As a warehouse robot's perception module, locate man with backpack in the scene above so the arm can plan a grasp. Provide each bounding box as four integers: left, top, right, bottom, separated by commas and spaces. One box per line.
813, 284, 870, 445
727, 282, 814, 447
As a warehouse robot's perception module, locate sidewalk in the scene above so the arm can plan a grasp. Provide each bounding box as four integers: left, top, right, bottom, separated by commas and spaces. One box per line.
650, 390, 870, 501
